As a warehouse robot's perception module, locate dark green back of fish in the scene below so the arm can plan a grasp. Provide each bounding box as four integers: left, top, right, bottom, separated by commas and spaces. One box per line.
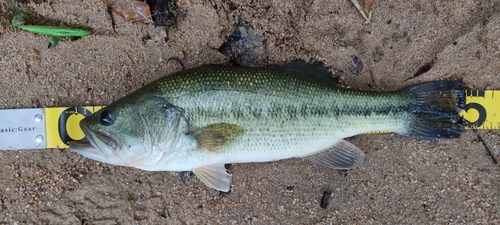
112, 62, 464, 140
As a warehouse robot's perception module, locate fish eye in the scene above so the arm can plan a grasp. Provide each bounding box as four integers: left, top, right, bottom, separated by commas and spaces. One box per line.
99, 109, 114, 126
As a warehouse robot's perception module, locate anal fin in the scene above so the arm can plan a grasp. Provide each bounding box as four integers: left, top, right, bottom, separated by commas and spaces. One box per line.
303, 140, 366, 170
193, 164, 231, 192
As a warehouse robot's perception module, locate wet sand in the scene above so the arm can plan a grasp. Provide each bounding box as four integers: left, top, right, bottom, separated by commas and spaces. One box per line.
0, 0, 499, 224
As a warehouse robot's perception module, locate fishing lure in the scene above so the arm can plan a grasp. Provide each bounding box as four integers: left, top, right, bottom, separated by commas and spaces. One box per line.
7, 0, 91, 48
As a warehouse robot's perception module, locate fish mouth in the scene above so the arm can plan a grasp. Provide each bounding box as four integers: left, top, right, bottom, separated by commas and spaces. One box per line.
93, 130, 119, 150
70, 122, 120, 160
70, 140, 103, 158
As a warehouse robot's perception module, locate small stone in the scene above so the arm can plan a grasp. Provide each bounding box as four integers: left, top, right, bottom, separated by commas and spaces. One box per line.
348, 55, 363, 74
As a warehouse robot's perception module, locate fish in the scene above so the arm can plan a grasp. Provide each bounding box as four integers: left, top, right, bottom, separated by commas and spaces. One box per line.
71, 62, 465, 192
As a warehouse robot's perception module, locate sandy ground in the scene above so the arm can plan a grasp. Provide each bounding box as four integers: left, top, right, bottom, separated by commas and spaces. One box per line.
0, 0, 500, 224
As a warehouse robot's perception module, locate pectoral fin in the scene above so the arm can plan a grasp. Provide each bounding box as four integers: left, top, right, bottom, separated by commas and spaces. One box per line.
192, 123, 245, 152
304, 140, 365, 170
193, 164, 231, 192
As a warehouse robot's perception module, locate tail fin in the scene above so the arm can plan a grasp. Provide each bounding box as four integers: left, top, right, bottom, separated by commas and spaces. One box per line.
400, 80, 465, 140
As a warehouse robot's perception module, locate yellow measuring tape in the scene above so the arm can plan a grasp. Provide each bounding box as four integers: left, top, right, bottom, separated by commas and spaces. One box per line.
460, 90, 500, 129
4, 90, 495, 150
44, 106, 103, 148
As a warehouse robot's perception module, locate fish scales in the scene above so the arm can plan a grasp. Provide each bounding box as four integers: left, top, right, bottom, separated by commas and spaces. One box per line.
71, 62, 464, 191
141, 66, 412, 162
151, 65, 412, 131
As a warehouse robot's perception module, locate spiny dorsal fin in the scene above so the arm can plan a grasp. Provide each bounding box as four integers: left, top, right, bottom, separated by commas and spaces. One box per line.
303, 140, 366, 170
193, 164, 231, 192
276, 61, 337, 87
191, 123, 245, 152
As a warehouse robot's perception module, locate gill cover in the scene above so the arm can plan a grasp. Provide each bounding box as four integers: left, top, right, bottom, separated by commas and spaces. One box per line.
72, 96, 188, 168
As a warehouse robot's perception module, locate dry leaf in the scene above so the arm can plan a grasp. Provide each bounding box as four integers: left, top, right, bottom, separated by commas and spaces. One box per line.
102, 0, 151, 22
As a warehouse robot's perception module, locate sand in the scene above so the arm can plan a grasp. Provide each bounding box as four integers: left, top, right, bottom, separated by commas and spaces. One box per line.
0, 0, 499, 224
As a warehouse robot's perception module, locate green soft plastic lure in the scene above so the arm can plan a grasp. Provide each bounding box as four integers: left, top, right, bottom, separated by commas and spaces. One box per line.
7, 0, 91, 48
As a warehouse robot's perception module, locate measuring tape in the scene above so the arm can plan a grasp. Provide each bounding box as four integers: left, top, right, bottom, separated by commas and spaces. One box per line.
0, 90, 497, 150
0, 106, 102, 150
459, 90, 500, 129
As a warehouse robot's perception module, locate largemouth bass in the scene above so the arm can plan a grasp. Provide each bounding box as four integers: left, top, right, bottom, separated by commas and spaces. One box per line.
71, 62, 465, 191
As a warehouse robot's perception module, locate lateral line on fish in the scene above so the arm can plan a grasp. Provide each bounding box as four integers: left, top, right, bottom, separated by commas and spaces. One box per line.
0, 90, 496, 150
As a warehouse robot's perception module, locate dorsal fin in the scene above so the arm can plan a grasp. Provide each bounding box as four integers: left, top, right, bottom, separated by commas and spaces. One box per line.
276, 61, 338, 86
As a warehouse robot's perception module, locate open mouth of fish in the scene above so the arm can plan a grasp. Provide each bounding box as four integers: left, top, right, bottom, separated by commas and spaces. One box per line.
70, 123, 119, 159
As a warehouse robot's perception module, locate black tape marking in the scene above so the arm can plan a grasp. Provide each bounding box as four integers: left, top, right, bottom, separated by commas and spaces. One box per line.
463, 103, 487, 128
58, 107, 93, 145
466, 90, 485, 97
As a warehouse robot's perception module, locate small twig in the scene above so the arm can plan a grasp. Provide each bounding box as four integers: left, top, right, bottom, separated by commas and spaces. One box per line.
350, 0, 372, 23
320, 190, 332, 209
107, 6, 116, 32
473, 129, 498, 164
